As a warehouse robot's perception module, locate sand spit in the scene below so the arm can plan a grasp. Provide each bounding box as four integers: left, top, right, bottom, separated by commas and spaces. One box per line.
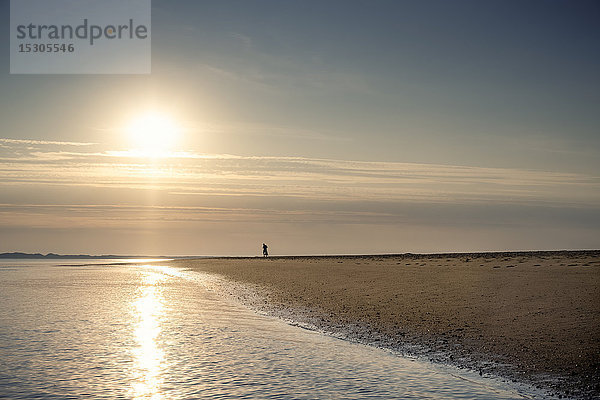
175, 251, 600, 399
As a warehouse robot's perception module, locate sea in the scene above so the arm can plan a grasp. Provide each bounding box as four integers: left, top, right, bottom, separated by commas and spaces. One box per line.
0, 259, 549, 399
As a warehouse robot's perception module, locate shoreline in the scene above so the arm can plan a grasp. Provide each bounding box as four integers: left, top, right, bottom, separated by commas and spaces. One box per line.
173, 251, 600, 400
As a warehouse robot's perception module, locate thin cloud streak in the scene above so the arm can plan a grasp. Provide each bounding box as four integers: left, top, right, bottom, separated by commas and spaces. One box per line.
0, 143, 598, 207
0, 138, 97, 146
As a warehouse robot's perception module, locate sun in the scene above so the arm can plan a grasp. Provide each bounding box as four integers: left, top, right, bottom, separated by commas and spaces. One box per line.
126, 112, 181, 157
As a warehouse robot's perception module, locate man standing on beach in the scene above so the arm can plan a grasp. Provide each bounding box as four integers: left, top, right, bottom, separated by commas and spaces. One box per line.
262, 243, 268, 257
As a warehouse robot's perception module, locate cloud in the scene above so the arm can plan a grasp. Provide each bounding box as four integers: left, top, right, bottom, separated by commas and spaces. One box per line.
0, 140, 598, 208
0, 138, 97, 146
229, 32, 254, 51
1, 141, 599, 252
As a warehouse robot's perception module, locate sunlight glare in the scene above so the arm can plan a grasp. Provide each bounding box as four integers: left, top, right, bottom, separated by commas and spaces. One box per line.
130, 268, 167, 400
126, 112, 182, 158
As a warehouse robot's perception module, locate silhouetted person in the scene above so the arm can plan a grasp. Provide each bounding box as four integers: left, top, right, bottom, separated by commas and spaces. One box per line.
262, 243, 268, 257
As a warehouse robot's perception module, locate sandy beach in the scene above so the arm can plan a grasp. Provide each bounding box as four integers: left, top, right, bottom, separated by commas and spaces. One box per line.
175, 251, 600, 399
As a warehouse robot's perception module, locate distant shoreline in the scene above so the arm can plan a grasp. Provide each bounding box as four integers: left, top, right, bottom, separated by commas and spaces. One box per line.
2, 249, 599, 260
196, 249, 600, 260
0, 252, 195, 260
0, 252, 137, 259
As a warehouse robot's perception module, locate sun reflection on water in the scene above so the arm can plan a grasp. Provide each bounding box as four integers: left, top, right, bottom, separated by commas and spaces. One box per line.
130, 266, 169, 400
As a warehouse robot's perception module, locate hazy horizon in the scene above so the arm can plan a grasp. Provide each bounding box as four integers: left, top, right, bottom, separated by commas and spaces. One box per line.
1, 0, 599, 255
3, 249, 600, 260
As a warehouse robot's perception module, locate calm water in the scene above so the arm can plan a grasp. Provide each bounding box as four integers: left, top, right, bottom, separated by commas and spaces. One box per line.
0, 261, 538, 399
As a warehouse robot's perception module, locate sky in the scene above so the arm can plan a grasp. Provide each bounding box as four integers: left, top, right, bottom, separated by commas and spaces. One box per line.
0, 0, 599, 256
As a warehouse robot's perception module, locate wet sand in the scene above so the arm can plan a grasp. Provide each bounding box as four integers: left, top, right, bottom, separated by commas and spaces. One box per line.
175, 251, 600, 399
